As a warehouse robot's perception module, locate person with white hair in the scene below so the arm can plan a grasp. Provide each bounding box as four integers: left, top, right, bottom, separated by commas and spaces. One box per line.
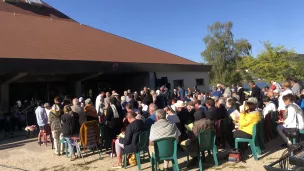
71, 98, 86, 125
149, 109, 181, 170
84, 98, 98, 121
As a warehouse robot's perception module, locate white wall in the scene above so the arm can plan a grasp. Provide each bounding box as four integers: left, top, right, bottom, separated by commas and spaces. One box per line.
155, 71, 210, 92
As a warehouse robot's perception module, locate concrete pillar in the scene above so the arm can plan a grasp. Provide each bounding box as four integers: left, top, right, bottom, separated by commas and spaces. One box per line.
149, 72, 156, 90
0, 84, 9, 113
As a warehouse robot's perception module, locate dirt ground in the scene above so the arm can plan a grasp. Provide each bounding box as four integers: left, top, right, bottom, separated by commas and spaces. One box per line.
0, 131, 288, 171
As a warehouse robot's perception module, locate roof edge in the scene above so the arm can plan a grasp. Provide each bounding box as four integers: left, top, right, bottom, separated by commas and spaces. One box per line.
81, 24, 199, 65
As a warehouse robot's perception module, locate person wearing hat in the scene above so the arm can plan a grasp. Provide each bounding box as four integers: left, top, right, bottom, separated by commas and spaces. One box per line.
180, 109, 214, 167
233, 97, 261, 151
175, 100, 191, 137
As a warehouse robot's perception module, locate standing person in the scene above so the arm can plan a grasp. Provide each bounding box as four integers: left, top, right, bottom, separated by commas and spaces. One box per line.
142, 89, 153, 107
175, 100, 190, 138
270, 80, 282, 93
54, 96, 63, 111
237, 83, 246, 104
48, 104, 63, 155
218, 83, 232, 98
149, 109, 181, 171
71, 98, 86, 125
95, 91, 105, 113
299, 90, 304, 111
172, 89, 178, 99
112, 111, 144, 168
278, 81, 293, 120
44, 103, 51, 119
187, 88, 192, 97
104, 92, 111, 109
248, 81, 262, 107
105, 97, 122, 141
277, 94, 304, 147
61, 106, 77, 161
211, 86, 221, 98
193, 86, 200, 94
290, 78, 302, 97
84, 99, 98, 121
177, 86, 185, 100
35, 100, 48, 144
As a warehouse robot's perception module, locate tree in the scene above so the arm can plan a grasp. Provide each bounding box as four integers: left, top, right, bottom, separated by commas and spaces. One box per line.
201, 22, 252, 85
239, 42, 301, 82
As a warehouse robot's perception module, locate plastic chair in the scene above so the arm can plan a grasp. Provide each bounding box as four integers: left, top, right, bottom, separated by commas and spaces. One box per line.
58, 139, 69, 157
38, 125, 53, 148
150, 137, 179, 171
256, 120, 265, 150
123, 131, 149, 170
291, 130, 304, 144
235, 123, 259, 160
197, 129, 218, 171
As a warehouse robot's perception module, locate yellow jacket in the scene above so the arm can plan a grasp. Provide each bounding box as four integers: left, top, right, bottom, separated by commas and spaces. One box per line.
239, 111, 261, 135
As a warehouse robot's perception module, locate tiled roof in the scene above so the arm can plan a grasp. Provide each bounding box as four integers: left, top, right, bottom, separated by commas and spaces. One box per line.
0, 1, 198, 65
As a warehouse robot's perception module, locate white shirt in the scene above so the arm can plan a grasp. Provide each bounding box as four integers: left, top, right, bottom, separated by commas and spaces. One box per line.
278, 89, 293, 111
95, 94, 101, 112
283, 103, 304, 129
273, 82, 282, 93
262, 102, 276, 118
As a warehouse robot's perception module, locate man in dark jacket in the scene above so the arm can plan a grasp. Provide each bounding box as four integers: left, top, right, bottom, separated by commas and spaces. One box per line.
205, 98, 220, 120
112, 111, 144, 169
237, 83, 246, 104
249, 81, 262, 107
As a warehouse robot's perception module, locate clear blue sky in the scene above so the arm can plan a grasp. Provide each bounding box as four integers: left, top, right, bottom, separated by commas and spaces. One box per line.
44, 0, 304, 63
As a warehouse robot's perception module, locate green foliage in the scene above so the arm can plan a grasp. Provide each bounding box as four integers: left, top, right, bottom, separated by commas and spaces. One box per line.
239, 42, 302, 82
201, 22, 252, 85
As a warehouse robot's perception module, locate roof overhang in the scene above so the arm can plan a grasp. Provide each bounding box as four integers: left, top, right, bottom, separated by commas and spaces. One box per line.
0, 58, 211, 74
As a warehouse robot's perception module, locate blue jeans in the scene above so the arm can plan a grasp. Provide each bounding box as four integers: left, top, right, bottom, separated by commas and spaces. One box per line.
65, 137, 73, 157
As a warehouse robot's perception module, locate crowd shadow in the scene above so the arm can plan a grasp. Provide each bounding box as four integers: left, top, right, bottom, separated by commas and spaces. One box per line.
0, 138, 37, 150
0, 164, 29, 171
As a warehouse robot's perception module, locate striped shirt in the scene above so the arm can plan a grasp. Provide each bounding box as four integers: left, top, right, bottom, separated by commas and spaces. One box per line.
149, 119, 181, 142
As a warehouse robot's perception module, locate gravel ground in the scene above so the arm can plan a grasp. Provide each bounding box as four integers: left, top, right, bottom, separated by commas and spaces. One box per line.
0, 131, 287, 171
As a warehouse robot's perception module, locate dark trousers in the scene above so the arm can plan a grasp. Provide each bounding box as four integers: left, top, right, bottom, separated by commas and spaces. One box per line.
233, 130, 252, 152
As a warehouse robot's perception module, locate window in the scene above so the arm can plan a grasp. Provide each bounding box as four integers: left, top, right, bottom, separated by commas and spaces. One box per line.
173, 80, 184, 89
196, 78, 204, 86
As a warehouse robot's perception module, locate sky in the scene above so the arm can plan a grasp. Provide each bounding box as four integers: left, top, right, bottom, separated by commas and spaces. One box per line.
44, 0, 304, 63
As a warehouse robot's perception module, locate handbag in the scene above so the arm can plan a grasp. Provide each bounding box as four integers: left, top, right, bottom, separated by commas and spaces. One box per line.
228, 148, 244, 163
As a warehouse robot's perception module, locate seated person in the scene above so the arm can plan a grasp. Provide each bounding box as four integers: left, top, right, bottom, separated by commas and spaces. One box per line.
149, 109, 181, 171
205, 98, 220, 120
164, 106, 180, 124
262, 96, 277, 118
112, 111, 144, 168
233, 97, 261, 151
180, 109, 214, 166
144, 103, 158, 130
277, 94, 304, 147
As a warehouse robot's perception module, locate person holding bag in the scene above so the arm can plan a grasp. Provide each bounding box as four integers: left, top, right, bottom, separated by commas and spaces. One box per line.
277, 94, 304, 147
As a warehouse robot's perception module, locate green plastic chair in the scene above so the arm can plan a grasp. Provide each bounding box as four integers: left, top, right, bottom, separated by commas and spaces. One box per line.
235, 123, 259, 160
58, 139, 68, 157
123, 131, 149, 170
291, 129, 304, 144
256, 120, 265, 153
150, 137, 179, 171
197, 129, 218, 171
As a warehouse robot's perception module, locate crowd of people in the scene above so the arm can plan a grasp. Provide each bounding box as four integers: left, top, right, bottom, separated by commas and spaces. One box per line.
6, 77, 304, 170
